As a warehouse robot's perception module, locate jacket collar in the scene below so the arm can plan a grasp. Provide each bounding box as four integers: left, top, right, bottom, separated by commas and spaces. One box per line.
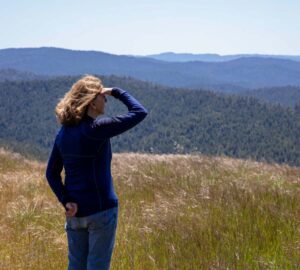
83, 114, 95, 122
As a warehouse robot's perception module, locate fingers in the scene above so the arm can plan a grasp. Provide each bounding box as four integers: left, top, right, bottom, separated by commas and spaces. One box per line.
102, 87, 113, 96
65, 208, 77, 217
65, 202, 78, 217
66, 202, 77, 209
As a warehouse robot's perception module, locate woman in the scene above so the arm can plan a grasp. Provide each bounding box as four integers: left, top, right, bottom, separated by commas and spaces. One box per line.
45, 75, 148, 270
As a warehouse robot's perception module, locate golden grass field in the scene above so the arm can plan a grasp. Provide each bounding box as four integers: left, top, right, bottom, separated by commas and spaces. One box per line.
0, 147, 299, 270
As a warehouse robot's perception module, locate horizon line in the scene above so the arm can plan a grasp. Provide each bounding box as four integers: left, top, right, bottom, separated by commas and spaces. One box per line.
0, 46, 300, 57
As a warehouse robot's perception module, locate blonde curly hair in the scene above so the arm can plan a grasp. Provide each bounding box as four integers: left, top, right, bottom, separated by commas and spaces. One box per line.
55, 74, 104, 126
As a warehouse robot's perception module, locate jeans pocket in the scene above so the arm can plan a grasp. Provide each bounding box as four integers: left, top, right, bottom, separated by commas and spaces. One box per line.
65, 217, 80, 231
89, 208, 118, 230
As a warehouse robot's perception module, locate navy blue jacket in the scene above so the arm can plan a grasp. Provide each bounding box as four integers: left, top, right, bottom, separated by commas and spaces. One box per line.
45, 87, 148, 217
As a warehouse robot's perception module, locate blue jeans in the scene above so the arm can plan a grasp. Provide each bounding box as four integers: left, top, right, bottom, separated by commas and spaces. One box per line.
64, 206, 118, 270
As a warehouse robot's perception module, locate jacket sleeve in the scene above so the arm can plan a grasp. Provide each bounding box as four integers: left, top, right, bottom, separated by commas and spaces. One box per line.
91, 87, 148, 139
45, 139, 68, 210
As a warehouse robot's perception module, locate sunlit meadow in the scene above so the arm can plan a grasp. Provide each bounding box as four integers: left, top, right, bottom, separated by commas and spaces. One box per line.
0, 147, 299, 269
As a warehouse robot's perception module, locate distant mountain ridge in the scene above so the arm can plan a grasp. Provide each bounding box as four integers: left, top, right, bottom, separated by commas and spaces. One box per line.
144, 52, 300, 63
0, 68, 299, 108
1, 47, 300, 90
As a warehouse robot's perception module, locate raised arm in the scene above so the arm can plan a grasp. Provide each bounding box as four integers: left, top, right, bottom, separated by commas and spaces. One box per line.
45, 138, 69, 210
91, 87, 148, 138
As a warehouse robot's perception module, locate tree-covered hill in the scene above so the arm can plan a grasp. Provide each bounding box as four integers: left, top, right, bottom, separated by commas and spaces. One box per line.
238, 86, 300, 108
0, 75, 299, 166
0, 68, 48, 81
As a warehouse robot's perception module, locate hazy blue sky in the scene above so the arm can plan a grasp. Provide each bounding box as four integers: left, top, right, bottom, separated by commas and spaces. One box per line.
1, 0, 299, 55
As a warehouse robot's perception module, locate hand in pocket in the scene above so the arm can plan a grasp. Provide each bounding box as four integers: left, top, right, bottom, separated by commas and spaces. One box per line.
65, 202, 78, 217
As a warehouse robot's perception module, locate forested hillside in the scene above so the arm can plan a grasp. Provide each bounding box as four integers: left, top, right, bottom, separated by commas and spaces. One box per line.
0, 75, 299, 166
0, 68, 48, 81
238, 86, 300, 108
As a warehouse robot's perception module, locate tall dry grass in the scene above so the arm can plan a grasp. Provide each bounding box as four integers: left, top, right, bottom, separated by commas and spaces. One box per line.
0, 148, 299, 269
